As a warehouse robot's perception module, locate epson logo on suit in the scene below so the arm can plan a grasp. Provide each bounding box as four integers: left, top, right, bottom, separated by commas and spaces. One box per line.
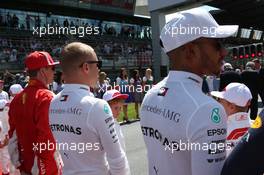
207, 128, 227, 136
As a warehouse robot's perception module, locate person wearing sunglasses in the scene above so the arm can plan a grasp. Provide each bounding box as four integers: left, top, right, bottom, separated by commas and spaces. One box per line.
8, 51, 63, 175
49, 42, 130, 175
140, 8, 238, 175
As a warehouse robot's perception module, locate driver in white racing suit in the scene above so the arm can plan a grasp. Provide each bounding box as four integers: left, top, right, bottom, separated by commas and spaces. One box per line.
140, 8, 239, 175
49, 42, 130, 175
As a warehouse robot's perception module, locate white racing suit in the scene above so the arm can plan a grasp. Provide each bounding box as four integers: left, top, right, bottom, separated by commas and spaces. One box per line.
140, 71, 227, 175
49, 84, 130, 175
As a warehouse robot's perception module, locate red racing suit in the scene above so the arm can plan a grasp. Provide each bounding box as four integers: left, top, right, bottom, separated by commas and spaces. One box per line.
8, 79, 62, 175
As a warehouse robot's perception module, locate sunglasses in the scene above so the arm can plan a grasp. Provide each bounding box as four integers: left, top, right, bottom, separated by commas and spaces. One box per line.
79, 60, 102, 69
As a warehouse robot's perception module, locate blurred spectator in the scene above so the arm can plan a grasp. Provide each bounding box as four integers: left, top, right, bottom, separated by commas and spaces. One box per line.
9, 84, 23, 101
23, 76, 30, 87
202, 75, 210, 94
20, 23, 25, 30
104, 24, 108, 34
6, 12, 11, 28
75, 19, 79, 28
95, 72, 109, 99
3, 48, 10, 62
235, 68, 241, 74
245, 61, 255, 70
223, 62, 233, 71
0, 99, 11, 175
241, 61, 258, 119
130, 69, 142, 119
253, 58, 261, 71
51, 19, 56, 27
255, 59, 264, 108
35, 16, 41, 28
0, 13, 3, 26
142, 68, 154, 95
206, 75, 219, 92
219, 62, 241, 91
0, 80, 9, 101
52, 71, 64, 94
9, 48, 17, 62
104, 43, 111, 55
239, 64, 245, 72
55, 18, 60, 27
116, 68, 130, 122
3, 70, 15, 92
13, 73, 22, 84
63, 18, 69, 28
12, 14, 19, 28
26, 14, 30, 30
70, 21, 74, 27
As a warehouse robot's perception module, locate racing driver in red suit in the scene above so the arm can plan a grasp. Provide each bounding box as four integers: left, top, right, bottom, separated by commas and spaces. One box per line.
8, 51, 63, 175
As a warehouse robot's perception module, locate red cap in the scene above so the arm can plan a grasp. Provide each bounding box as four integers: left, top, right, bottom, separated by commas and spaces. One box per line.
25, 51, 59, 70
103, 89, 129, 102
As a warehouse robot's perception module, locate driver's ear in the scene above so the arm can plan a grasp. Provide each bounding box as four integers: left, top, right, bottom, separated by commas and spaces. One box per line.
38, 67, 45, 76
185, 42, 200, 60
81, 62, 90, 74
229, 103, 237, 111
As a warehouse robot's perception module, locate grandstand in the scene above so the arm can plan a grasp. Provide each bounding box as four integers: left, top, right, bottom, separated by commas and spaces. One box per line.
0, 0, 152, 79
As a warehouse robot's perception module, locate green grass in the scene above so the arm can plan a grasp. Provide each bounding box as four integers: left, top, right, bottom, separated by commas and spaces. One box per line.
117, 103, 138, 122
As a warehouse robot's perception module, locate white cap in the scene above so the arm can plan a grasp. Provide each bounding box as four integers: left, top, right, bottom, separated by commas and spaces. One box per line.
0, 99, 7, 109
103, 89, 128, 102
210, 83, 252, 107
160, 8, 239, 53
245, 61, 255, 70
223, 63, 233, 70
9, 84, 23, 95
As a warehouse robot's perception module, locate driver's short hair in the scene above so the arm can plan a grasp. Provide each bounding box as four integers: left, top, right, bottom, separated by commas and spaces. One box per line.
60, 42, 95, 75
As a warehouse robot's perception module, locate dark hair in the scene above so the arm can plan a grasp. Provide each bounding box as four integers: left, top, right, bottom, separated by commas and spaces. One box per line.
119, 68, 127, 80
132, 69, 139, 81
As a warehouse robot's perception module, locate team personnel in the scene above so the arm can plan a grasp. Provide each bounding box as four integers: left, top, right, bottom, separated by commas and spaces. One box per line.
219, 63, 241, 91
221, 109, 264, 175
0, 99, 10, 175
241, 61, 259, 119
49, 42, 130, 175
8, 51, 63, 175
0, 80, 9, 101
253, 59, 264, 108
9, 84, 23, 101
210, 83, 252, 155
140, 8, 238, 175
